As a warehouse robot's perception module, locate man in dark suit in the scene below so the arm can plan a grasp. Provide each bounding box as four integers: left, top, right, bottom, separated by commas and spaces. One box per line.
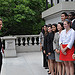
68, 12, 75, 30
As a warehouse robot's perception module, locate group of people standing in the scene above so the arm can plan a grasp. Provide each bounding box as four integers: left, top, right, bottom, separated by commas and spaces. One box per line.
40, 12, 75, 75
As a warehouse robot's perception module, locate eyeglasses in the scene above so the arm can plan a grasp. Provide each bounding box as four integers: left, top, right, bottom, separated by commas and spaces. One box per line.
68, 15, 72, 16
52, 27, 56, 28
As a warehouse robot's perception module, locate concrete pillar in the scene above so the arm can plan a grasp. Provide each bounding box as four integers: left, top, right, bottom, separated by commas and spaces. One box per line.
1, 36, 17, 57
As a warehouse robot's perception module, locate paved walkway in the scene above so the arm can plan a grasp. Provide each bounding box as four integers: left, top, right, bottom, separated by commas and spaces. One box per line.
1, 52, 48, 75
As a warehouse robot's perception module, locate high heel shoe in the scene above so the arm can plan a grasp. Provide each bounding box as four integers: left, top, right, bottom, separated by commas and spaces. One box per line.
48, 72, 51, 74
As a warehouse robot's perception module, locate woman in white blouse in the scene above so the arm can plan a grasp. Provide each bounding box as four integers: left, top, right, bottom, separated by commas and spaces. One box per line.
59, 19, 75, 75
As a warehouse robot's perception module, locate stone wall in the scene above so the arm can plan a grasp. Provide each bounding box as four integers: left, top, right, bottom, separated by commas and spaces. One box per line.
42, 1, 75, 24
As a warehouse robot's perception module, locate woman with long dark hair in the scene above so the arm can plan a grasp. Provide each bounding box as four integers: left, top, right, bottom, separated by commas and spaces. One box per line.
46, 24, 55, 75
43, 25, 48, 69
40, 26, 47, 68
53, 22, 64, 75
46, 24, 57, 75
46, 24, 52, 74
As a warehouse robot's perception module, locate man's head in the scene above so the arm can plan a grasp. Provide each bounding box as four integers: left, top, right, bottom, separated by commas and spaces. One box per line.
68, 12, 75, 21
61, 12, 68, 22
0, 18, 2, 30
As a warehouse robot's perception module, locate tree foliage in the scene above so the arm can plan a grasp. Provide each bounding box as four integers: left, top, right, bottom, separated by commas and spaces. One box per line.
0, 0, 50, 35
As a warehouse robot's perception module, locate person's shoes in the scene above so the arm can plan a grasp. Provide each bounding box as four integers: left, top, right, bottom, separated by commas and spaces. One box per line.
47, 70, 49, 72
45, 67, 49, 69
48, 72, 51, 74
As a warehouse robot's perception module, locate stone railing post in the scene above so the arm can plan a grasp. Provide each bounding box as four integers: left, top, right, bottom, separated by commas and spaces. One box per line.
34, 37, 37, 45
25, 37, 28, 46
15, 38, 18, 46
29, 37, 32, 45
20, 37, 23, 46
1, 36, 17, 57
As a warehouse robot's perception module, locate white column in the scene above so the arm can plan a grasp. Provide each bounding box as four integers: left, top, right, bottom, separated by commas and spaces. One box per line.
39, 37, 40, 45
53, 0, 57, 5
15, 38, 18, 46
25, 37, 28, 46
29, 37, 32, 45
48, 0, 50, 4
48, 0, 55, 5
34, 37, 37, 45
20, 37, 23, 46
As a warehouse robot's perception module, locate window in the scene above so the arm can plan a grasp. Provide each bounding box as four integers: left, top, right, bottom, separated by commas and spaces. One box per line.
51, 0, 53, 7
65, 0, 69, 1
57, 0, 59, 4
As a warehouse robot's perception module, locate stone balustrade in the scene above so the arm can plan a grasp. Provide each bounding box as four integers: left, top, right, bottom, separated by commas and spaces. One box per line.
1, 35, 40, 54
15, 35, 40, 46
15, 35, 40, 53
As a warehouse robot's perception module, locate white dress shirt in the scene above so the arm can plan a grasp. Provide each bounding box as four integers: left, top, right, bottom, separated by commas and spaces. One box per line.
59, 28, 75, 49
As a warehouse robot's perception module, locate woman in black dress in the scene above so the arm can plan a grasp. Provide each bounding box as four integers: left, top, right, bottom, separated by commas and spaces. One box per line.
47, 25, 55, 75
43, 25, 48, 69
52, 24, 58, 75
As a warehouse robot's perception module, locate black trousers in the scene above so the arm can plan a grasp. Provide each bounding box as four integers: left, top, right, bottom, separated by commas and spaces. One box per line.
0, 52, 2, 73
43, 52, 48, 67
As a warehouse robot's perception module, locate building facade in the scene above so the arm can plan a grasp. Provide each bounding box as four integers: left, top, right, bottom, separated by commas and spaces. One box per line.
42, 0, 75, 24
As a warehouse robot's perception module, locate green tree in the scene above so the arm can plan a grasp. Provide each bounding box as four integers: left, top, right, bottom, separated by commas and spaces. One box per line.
0, 0, 51, 35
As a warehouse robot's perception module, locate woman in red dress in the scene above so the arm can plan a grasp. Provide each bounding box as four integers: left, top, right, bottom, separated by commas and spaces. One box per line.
59, 19, 75, 75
